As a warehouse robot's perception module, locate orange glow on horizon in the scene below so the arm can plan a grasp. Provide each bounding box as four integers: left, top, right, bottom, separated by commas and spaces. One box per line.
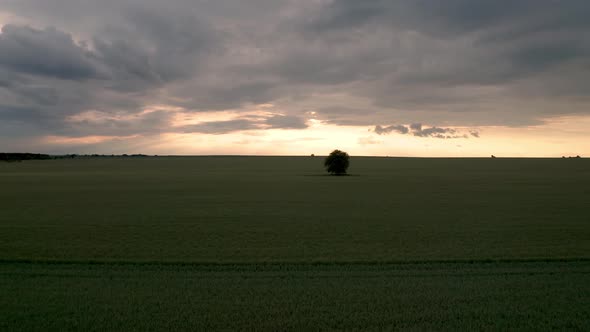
36, 115, 590, 157
43, 135, 140, 145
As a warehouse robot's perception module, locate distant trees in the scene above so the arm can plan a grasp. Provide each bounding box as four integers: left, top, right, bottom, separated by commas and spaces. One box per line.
0, 153, 158, 162
0, 153, 51, 162
324, 150, 350, 175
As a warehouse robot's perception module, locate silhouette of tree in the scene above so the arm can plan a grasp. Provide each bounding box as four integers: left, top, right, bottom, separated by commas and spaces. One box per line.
324, 150, 350, 175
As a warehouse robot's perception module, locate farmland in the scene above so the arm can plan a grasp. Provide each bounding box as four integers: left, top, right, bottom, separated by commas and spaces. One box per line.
1, 157, 589, 330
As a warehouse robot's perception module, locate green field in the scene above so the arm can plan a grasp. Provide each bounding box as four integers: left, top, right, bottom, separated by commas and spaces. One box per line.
1, 157, 589, 330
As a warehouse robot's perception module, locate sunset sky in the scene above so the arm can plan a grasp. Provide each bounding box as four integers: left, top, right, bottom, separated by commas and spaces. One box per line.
1, 0, 589, 157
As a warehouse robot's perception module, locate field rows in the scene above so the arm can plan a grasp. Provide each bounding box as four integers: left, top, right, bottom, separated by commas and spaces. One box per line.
1, 157, 589, 330
1, 157, 589, 263
2, 260, 589, 331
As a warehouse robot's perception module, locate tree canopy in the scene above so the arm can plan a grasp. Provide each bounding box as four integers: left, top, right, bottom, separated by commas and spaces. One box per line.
324, 150, 350, 175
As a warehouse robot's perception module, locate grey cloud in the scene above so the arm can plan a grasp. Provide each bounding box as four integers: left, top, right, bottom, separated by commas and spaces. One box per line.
179, 114, 308, 134
266, 115, 308, 129
316, 107, 372, 115
410, 123, 422, 131
92, 6, 219, 91
313, 107, 381, 126
0, 25, 100, 80
179, 119, 260, 135
265, 48, 380, 85
311, 1, 590, 37
299, 1, 590, 123
0, 0, 590, 149
413, 126, 461, 139
411, 124, 474, 139
0, 75, 143, 125
63, 110, 174, 137
176, 81, 279, 110
374, 125, 409, 135
13, 86, 60, 106
0, 3, 219, 139
374, 123, 478, 139
0, 104, 51, 124
222, 1, 590, 129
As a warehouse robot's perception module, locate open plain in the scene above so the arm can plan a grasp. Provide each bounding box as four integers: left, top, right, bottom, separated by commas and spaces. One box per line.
1, 157, 589, 330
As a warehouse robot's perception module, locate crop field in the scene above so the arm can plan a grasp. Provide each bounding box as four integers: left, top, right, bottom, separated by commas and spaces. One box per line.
1, 157, 589, 330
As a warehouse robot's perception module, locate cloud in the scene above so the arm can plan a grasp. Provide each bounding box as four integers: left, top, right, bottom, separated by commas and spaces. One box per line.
178, 114, 308, 134
63, 110, 174, 137
310, 1, 590, 38
295, 1, 590, 125
266, 115, 308, 129
91, 6, 218, 91
0, 0, 589, 151
0, 7, 218, 139
410, 123, 422, 131
0, 25, 100, 80
374, 123, 478, 139
312, 107, 381, 126
412, 126, 464, 139
179, 119, 259, 135
374, 125, 409, 135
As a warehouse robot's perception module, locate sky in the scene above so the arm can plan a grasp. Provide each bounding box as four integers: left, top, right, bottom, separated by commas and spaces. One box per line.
0, 0, 589, 157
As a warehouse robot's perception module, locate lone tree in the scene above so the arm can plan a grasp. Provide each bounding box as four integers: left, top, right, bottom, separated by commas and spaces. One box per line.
324, 150, 350, 175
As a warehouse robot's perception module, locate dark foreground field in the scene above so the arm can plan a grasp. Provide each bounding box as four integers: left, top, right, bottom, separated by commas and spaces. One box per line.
1, 157, 589, 330
2, 261, 589, 331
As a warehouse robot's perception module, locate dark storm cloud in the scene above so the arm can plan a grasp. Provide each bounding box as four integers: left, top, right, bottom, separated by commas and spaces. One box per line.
0, 0, 589, 148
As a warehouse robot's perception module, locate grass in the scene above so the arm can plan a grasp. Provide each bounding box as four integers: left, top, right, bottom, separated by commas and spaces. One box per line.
1, 157, 589, 262
2, 261, 589, 331
1, 156, 589, 330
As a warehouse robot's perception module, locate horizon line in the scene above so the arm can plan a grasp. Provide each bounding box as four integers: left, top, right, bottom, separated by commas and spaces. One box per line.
1, 152, 584, 159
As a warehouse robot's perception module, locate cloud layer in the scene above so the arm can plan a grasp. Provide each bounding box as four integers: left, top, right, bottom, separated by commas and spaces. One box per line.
1, 0, 589, 149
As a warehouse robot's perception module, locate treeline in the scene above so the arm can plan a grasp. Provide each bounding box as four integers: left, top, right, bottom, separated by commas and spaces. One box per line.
55, 154, 151, 158
0, 153, 52, 161
67, 154, 152, 158
1, 153, 153, 162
